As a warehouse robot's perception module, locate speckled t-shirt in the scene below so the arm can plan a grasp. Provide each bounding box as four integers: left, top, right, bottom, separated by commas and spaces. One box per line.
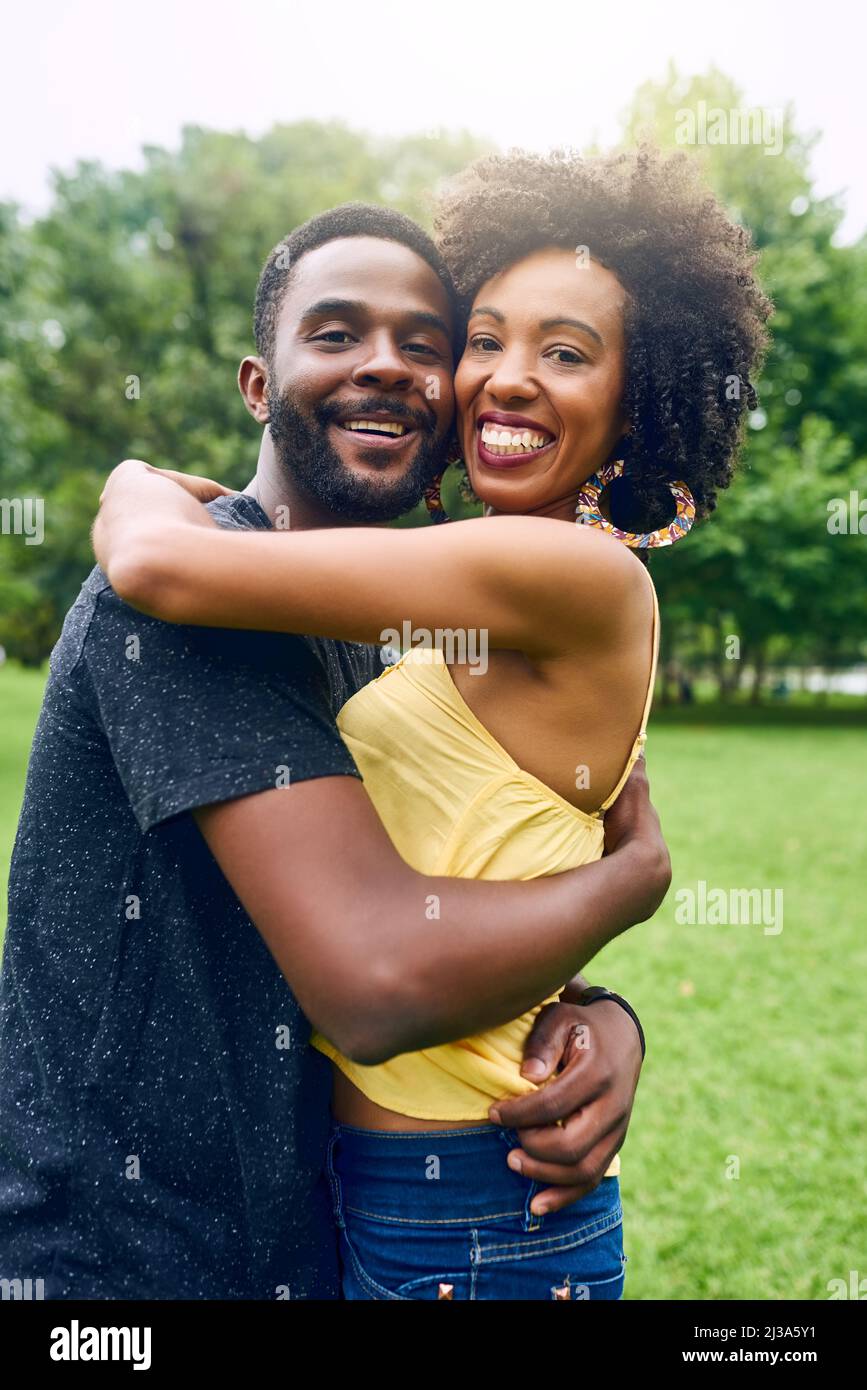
0, 493, 379, 1299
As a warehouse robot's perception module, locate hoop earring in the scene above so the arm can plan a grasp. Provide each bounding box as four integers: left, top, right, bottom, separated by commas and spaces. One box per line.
575, 460, 696, 549
424, 471, 450, 523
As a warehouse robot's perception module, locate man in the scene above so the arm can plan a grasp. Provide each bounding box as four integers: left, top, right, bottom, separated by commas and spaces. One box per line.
0, 204, 668, 1299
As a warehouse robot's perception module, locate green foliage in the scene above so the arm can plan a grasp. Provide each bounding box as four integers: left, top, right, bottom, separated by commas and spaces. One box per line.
0, 90, 864, 689
0, 664, 46, 933
0, 122, 492, 660
618, 66, 867, 691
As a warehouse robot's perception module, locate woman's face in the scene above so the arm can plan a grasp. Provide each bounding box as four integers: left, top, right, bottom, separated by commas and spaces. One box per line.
454, 247, 629, 515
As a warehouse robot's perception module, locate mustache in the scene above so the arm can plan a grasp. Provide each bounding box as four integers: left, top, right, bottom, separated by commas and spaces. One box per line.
315, 395, 437, 435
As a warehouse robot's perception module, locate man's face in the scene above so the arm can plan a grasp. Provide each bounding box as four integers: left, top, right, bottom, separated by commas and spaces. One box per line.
265, 237, 456, 522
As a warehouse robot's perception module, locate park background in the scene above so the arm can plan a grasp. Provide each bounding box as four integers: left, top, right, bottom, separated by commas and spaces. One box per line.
1, 1, 865, 1300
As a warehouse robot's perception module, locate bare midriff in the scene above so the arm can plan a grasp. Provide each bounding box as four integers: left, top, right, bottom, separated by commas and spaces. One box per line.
330, 1067, 491, 1132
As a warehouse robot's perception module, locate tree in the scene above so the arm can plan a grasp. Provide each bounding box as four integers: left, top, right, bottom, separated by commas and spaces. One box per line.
619, 66, 867, 696
0, 122, 492, 663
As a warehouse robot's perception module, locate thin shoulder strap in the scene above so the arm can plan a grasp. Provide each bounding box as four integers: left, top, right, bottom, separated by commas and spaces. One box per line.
599, 567, 661, 813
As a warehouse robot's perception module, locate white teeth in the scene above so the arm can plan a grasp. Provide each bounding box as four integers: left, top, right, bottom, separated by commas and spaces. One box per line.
344, 419, 408, 436
479, 424, 552, 455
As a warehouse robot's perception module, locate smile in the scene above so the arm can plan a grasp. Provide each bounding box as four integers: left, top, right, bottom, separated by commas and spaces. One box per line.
479, 424, 552, 456
475, 415, 557, 468
341, 418, 411, 437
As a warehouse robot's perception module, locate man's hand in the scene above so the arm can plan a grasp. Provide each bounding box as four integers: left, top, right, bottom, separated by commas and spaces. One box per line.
483, 760, 664, 1216
603, 755, 670, 921
489, 997, 643, 1215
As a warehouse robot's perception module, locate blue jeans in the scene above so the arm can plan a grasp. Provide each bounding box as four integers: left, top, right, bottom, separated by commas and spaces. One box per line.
326, 1122, 626, 1301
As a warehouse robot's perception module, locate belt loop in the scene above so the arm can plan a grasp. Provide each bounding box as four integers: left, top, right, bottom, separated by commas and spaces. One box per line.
325, 1125, 345, 1230
500, 1126, 543, 1231
523, 1179, 543, 1232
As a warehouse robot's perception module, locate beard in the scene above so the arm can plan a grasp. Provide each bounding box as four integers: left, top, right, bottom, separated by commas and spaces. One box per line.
267, 386, 450, 523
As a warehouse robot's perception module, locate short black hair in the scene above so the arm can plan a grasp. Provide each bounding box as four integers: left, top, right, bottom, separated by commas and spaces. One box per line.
435, 147, 773, 527
253, 203, 460, 364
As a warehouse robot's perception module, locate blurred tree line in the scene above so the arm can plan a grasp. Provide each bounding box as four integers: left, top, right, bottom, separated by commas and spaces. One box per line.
0, 71, 865, 698
621, 68, 867, 701
0, 121, 491, 660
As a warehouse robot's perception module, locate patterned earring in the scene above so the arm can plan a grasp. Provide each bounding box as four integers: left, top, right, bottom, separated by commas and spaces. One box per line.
424, 470, 450, 524
575, 460, 696, 549
423, 436, 465, 524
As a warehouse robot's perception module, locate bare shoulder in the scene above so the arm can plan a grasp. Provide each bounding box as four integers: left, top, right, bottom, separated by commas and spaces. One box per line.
477, 513, 651, 641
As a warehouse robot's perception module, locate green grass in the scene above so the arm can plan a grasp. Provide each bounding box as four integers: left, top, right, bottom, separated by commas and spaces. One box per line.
0, 662, 44, 941
1, 661, 865, 1299
597, 719, 867, 1300
651, 699, 867, 727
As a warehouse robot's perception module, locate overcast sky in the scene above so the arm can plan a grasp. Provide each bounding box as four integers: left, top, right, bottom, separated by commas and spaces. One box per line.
3, 0, 865, 241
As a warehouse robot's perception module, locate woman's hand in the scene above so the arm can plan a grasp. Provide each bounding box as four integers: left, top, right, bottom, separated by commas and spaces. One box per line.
99, 459, 236, 508
93, 459, 227, 615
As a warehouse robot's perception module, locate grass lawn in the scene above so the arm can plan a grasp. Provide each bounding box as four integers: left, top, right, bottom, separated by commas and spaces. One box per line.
1, 660, 865, 1300
597, 717, 867, 1300
0, 662, 44, 939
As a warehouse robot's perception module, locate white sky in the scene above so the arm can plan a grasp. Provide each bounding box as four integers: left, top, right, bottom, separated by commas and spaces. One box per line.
2, 0, 865, 241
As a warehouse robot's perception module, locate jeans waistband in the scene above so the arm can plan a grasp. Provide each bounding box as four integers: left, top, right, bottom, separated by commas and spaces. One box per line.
326, 1122, 618, 1230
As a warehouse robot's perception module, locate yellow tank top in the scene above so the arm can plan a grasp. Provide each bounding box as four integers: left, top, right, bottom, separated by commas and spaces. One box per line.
312, 569, 660, 1177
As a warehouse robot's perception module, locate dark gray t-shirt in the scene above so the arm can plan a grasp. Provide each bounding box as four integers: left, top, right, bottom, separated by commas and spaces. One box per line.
0, 493, 379, 1299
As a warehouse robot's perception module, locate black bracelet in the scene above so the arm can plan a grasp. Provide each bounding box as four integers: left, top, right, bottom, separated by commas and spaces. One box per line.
574, 986, 646, 1061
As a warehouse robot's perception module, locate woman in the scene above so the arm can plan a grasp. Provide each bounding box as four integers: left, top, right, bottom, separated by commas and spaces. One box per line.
93, 147, 770, 1299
